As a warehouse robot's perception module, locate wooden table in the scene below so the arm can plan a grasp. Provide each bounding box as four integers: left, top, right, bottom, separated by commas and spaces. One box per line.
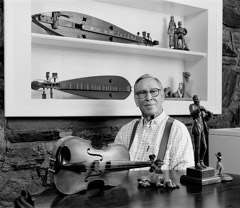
35, 170, 240, 208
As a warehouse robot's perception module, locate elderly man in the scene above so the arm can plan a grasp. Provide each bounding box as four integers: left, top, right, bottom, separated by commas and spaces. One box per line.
115, 74, 194, 170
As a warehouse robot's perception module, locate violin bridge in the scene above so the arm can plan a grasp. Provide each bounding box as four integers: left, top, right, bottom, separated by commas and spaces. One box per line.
91, 160, 100, 173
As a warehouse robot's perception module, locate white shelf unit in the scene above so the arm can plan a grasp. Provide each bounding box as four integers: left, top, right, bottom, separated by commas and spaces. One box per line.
5, 0, 222, 117
31, 33, 206, 61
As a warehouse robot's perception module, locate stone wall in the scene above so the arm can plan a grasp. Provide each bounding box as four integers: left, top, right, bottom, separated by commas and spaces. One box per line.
221, 0, 240, 127
0, 0, 240, 207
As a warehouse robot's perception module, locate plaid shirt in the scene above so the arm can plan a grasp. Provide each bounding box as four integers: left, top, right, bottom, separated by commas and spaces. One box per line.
115, 111, 194, 170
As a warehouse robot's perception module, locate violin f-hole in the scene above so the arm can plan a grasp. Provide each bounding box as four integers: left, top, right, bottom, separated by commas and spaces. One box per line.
87, 148, 103, 161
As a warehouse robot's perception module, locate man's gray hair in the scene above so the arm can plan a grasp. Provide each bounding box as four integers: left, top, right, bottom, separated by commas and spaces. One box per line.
134, 74, 163, 93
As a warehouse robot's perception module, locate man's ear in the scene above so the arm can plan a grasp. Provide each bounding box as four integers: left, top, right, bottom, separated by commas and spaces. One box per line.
134, 95, 139, 107
160, 90, 165, 99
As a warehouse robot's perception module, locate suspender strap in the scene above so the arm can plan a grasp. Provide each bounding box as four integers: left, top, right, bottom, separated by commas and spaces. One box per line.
128, 120, 140, 151
128, 117, 174, 158
157, 117, 174, 161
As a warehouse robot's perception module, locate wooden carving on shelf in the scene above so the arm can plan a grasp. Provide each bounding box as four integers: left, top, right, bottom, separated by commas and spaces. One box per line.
174, 21, 189, 51
183, 72, 191, 98
167, 15, 176, 49
167, 16, 189, 51
163, 73, 191, 100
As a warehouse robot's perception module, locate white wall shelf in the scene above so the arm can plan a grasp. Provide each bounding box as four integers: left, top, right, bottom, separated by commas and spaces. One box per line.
32, 33, 206, 61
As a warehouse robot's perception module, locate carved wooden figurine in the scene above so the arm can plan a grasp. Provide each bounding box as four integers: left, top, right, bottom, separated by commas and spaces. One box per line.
189, 95, 212, 170
215, 152, 233, 182
173, 83, 184, 98
167, 15, 176, 49
164, 87, 173, 98
215, 152, 224, 175
183, 72, 191, 98
174, 21, 189, 50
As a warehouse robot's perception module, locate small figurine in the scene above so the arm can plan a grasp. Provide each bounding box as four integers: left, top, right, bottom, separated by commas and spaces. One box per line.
215, 152, 224, 175
164, 87, 173, 98
173, 83, 184, 98
167, 15, 176, 49
183, 72, 191, 98
189, 95, 213, 170
138, 175, 151, 187
138, 172, 180, 189
215, 152, 233, 182
174, 21, 189, 50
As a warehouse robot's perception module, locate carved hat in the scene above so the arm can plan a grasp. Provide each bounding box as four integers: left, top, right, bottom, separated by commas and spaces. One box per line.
216, 152, 222, 157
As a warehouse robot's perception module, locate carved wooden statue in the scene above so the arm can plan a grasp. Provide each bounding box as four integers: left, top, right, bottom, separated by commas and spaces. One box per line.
215, 152, 224, 175
183, 72, 191, 98
189, 95, 212, 170
167, 15, 176, 49
173, 83, 184, 98
174, 21, 189, 50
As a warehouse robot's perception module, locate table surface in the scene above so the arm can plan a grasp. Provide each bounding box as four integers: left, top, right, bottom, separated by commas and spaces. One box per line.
35, 170, 240, 208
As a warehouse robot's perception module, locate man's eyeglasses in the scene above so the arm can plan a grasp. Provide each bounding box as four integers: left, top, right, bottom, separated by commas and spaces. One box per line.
135, 88, 160, 99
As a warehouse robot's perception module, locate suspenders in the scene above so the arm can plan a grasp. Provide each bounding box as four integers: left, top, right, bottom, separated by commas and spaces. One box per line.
128, 120, 140, 151
128, 117, 174, 162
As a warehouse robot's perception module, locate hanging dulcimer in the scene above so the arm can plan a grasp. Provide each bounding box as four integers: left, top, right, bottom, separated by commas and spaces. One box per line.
32, 11, 159, 46
31, 74, 131, 99
49, 136, 159, 195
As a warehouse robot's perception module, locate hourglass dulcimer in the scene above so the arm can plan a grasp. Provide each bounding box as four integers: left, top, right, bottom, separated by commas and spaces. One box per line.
32, 11, 159, 46
49, 136, 160, 195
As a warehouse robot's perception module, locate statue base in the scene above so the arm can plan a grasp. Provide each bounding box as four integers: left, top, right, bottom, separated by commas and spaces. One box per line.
219, 173, 233, 182
180, 166, 221, 186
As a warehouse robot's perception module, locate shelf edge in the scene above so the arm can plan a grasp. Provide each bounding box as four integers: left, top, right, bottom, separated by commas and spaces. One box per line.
31, 33, 206, 60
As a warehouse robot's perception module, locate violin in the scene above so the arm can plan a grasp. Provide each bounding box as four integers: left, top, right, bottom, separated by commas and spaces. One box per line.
49, 136, 159, 195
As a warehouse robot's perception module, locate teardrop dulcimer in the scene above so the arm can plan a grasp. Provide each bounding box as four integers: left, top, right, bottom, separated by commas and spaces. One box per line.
49, 136, 156, 195
31, 75, 131, 100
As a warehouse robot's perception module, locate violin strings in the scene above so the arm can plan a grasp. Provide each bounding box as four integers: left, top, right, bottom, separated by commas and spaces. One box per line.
60, 160, 152, 172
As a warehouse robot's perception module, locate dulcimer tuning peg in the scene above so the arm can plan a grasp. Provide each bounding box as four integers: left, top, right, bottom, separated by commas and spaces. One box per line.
142, 31, 146, 38
52, 73, 58, 79
52, 73, 58, 82
46, 72, 50, 80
